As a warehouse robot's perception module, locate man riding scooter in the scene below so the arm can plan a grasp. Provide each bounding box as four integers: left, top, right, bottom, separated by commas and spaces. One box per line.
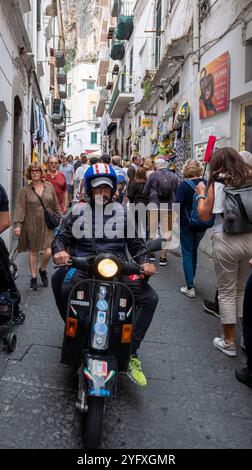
51, 163, 159, 386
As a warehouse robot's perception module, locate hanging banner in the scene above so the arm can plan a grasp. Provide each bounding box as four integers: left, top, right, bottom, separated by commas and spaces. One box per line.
199, 51, 229, 120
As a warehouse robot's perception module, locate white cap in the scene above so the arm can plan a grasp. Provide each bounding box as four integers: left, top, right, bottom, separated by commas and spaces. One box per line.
91, 177, 113, 189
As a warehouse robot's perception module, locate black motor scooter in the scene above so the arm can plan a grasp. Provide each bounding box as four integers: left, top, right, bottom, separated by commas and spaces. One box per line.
60, 238, 162, 449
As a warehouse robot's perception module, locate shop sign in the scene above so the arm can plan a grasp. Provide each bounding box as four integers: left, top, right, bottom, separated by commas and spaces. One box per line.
195, 139, 222, 162
197, 122, 222, 143
141, 118, 152, 127
199, 51, 230, 120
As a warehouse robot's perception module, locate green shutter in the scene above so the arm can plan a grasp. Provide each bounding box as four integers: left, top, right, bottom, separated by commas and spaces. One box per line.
87, 82, 95, 89
91, 132, 97, 144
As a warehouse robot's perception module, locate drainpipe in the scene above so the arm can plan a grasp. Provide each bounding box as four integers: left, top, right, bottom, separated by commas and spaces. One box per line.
192, 0, 200, 158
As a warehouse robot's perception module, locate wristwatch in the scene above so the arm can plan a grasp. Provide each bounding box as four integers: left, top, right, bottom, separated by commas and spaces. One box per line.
196, 194, 207, 200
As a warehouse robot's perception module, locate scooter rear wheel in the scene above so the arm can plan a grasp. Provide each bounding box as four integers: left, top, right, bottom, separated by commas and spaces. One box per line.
83, 397, 104, 449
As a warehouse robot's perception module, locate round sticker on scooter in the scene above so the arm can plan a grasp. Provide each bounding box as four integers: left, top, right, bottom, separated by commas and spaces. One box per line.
94, 322, 108, 336
96, 299, 108, 311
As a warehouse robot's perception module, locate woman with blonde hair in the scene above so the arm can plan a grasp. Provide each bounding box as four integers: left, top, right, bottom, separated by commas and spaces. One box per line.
176, 159, 207, 298
143, 157, 155, 179
13, 162, 61, 291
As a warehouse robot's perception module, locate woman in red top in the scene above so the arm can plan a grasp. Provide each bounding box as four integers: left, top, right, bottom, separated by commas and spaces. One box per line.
46, 156, 68, 214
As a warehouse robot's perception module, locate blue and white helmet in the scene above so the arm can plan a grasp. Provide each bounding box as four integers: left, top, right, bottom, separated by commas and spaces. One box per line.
84, 163, 118, 195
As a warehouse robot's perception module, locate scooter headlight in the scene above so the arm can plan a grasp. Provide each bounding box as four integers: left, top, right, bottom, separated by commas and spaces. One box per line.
94, 254, 121, 279
97, 259, 118, 278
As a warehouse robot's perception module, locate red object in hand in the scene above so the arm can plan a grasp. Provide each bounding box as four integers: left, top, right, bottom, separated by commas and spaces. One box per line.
204, 135, 217, 163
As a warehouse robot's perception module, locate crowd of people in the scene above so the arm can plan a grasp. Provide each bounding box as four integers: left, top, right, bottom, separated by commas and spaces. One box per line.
0, 147, 252, 389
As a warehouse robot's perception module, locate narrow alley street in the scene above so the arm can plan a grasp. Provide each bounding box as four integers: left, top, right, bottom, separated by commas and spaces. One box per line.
1, 0, 252, 454
0, 247, 251, 450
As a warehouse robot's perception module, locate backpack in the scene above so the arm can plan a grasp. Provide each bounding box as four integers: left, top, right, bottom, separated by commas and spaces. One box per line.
184, 180, 215, 231
156, 171, 173, 200
223, 185, 252, 234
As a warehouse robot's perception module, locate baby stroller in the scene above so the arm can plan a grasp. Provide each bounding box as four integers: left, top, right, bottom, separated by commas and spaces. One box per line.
0, 238, 25, 352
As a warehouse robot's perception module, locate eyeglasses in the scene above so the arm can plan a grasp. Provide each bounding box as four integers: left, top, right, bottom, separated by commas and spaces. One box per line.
31, 170, 41, 174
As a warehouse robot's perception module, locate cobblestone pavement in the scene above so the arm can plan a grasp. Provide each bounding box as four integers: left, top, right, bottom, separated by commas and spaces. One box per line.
0, 249, 251, 449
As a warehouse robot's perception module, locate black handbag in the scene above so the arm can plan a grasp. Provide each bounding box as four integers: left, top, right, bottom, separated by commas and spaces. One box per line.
32, 188, 61, 229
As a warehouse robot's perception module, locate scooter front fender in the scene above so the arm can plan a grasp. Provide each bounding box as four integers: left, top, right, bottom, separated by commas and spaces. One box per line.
81, 352, 117, 398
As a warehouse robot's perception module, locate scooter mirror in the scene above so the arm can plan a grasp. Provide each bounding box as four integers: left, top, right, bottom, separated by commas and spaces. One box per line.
147, 238, 165, 253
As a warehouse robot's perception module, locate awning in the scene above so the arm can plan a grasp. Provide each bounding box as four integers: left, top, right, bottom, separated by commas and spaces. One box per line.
85, 149, 98, 154
86, 150, 101, 157
153, 34, 190, 85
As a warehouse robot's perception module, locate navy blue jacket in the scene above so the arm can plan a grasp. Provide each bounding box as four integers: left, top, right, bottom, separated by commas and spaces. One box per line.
52, 201, 150, 265
176, 178, 207, 230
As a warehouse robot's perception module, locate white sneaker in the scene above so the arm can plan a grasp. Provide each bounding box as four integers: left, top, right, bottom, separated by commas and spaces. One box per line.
213, 337, 236, 357
180, 287, 196, 298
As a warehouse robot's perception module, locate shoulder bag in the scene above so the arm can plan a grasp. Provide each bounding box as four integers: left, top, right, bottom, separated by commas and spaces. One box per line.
32, 187, 61, 230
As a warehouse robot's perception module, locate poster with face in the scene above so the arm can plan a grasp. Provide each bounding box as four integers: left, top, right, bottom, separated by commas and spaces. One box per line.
199, 51, 230, 120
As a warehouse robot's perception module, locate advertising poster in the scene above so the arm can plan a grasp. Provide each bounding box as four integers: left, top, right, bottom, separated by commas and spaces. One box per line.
199, 51, 230, 120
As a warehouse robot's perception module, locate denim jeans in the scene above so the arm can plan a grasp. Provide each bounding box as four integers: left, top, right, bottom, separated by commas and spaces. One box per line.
243, 272, 252, 371
180, 228, 205, 289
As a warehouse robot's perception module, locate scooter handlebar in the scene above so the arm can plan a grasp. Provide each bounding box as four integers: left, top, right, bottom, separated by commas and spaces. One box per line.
54, 256, 144, 276
121, 261, 142, 275
71, 256, 94, 271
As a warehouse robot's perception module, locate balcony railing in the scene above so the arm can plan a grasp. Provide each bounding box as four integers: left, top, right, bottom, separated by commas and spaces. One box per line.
57, 71, 67, 85
120, 1, 135, 16
59, 86, 67, 99
99, 46, 110, 60
111, 0, 135, 17
55, 51, 65, 68
96, 88, 108, 117
51, 99, 65, 124
109, 77, 134, 118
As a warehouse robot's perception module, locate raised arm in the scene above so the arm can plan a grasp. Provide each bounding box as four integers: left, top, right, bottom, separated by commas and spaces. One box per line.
195, 183, 215, 221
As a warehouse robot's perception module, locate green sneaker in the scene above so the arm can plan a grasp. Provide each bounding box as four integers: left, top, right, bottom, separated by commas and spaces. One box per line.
127, 356, 147, 386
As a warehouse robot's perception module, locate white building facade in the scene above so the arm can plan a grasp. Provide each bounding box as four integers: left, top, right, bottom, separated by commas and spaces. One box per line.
0, 0, 67, 248
64, 63, 101, 156
97, 0, 252, 163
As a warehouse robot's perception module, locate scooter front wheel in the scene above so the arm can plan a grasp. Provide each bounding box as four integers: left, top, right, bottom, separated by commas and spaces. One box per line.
83, 397, 104, 449
7, 333, 17, 353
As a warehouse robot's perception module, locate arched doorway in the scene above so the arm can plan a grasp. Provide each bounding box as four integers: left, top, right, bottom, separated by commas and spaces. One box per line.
12, 96, 23, 211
